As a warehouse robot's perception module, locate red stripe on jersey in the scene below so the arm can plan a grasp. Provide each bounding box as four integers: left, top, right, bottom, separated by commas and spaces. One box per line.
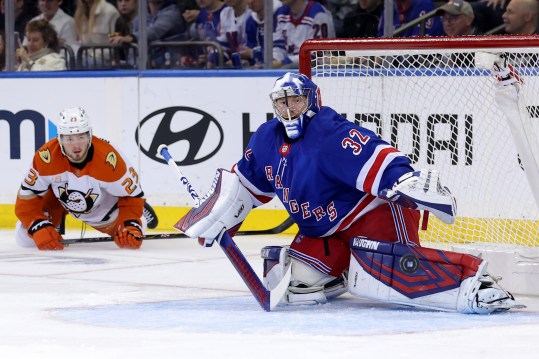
289, 0, 314, 26
363, 147, 399, 194
334, 194, 376, 233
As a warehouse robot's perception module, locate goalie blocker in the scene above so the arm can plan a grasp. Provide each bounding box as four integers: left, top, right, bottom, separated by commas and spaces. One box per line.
174, 169, 254, 246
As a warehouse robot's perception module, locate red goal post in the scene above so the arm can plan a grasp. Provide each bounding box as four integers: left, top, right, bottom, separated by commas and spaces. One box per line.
299, 35, 539, 295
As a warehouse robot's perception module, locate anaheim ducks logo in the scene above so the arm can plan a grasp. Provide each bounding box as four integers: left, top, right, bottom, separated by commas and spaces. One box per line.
58, 184, 99, 216
38, 149, 51, 164
106, 151, 117, 169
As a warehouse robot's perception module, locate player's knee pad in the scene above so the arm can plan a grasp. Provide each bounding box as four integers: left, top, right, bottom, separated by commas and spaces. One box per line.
262, 246, 347, 305
348, 237, 523, 313
15, 221, 36, 248
175, 169, 253, 243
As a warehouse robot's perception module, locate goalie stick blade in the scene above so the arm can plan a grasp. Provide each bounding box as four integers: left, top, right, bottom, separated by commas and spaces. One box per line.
219, 232, 291, 311
269, 263, 292, 310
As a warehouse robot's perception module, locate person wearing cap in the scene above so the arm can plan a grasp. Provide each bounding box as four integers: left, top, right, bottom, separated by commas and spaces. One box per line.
502, 0, 539, 34
436, 0, 480, 36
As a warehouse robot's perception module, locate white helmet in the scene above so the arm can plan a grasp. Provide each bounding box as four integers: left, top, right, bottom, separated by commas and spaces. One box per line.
57, 107, 92, 137
57, 107, 92, 156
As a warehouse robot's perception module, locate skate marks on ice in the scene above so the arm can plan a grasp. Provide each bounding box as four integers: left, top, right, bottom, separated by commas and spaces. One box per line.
52, 296, 539, 336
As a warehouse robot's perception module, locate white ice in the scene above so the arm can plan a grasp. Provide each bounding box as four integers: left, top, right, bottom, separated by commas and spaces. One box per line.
1, 228, 538, 359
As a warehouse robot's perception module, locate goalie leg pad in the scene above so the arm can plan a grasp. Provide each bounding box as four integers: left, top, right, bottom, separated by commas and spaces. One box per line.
261, 246, 347, 305
379, 170, 456, 224
174, 169, 254, 242
348, 237, 524, 313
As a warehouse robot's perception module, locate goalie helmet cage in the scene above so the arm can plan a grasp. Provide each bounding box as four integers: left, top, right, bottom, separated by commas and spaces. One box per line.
299, 35, 539, 296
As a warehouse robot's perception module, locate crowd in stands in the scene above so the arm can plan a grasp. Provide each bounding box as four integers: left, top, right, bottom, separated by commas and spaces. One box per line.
0, 0, 538, 71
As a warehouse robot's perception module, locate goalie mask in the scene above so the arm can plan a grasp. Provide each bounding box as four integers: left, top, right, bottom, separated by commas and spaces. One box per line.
57, 107, 92, 162
270, 72, 321, 139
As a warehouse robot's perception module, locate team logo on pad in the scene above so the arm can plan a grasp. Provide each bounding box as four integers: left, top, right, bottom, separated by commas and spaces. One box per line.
399, 254, 420, 274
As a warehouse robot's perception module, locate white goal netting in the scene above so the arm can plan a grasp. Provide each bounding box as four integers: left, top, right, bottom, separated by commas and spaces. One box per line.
300, 36, 539, 250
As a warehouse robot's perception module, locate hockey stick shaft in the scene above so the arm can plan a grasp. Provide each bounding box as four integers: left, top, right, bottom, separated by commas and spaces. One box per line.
60, 216, 295, 244
61, 232, 183, 245
158, 144, 290, 311
158, 144, 201, 207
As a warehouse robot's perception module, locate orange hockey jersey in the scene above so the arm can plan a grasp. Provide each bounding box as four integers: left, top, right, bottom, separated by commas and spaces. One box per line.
16, 137, 145, 230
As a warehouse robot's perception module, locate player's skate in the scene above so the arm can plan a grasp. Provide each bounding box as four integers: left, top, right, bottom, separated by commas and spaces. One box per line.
457, 262, 525, 314
379, 169, 457, 224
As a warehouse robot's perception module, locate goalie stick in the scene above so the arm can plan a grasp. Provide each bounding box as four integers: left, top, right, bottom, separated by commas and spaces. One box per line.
158, 144, 291, 311
60, 216, 295, 244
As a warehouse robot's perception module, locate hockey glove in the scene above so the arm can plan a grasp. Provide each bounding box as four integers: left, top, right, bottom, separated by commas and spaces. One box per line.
379, 170, 456, 224
114, 219, 143, 249
28, 219, 64, 250
175, 169, 253, 246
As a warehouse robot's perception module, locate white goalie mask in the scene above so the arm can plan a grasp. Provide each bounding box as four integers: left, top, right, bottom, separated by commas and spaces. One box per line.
57, 107, 92, 157
270, 72, 321, 139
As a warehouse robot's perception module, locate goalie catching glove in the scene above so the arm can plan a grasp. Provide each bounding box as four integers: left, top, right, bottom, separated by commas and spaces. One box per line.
174, 169, 254, 246
379, 169, 456, 224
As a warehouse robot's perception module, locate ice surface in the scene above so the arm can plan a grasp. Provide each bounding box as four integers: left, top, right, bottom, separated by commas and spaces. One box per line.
1, 229, 538, 358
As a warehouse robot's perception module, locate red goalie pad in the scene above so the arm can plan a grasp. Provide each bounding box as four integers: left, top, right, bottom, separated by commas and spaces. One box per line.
349, 237, 482, 299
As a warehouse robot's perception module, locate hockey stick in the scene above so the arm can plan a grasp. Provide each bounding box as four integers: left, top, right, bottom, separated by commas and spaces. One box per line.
158, 144, 291, 311
60, 216, 295, 245
61, 232, 181, 245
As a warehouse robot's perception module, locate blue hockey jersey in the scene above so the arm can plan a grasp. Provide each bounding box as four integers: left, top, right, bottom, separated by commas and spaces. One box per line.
377, 0, 443, 37
234, 107, 415, 238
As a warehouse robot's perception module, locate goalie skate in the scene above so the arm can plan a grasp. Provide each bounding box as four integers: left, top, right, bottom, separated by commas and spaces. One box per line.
471, 275, 526, 313
457, 262, 526, 314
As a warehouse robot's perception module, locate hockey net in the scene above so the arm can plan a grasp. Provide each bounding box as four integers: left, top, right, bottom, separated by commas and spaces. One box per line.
299, 36, 539, 295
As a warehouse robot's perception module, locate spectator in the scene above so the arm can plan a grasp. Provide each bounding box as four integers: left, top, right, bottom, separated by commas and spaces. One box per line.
0, 30, 5, 71
341, 0, 383, 38
113, 0, 186, 68
24, 0, 77, 47
325, 0, 359, 37
377, 0, 443, 37
241, 0, 280, 67
181, 0, 201, 27
273, 0, 335, 69
74, 0, 119, 46
216, 0, 252, 67
180, 0, 225, 68
471, 0, 506, 34
111, 0, 185, 45
107, 0, 137, 67
435, 0, 479, 36
132, 0, 186, 43
73, 0, 119, 67
0, 0, 40, 42
109, 0, 138, 42
16, 19, 66, 71
192, 0, 225, 41
502, 0, 539, 34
